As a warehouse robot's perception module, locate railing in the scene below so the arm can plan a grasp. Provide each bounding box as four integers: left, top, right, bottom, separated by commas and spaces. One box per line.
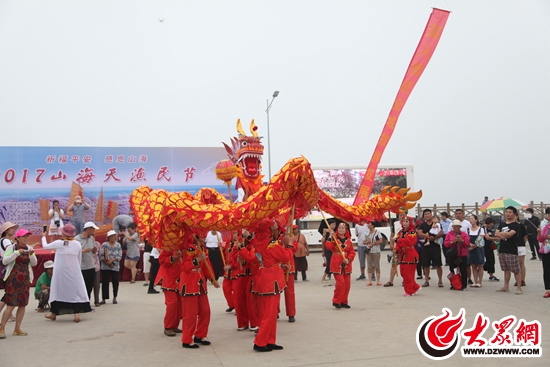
415, 201, 549, 220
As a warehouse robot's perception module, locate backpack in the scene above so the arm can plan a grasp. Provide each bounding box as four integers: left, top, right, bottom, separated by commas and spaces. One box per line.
0, 238, 10, 287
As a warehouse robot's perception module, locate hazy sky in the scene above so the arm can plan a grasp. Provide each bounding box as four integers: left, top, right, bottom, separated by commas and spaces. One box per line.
1, 1, 549, 207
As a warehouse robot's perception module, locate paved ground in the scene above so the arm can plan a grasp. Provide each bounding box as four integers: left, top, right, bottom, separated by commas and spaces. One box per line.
1, 251, 548, 367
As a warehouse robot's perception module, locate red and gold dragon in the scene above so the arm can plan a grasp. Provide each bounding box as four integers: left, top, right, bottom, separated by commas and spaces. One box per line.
222, 119, 264, 201
130, 121, 421, 251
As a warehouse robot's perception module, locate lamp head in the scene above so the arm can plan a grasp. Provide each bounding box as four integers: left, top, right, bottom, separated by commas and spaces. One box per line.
272, 91, 279, 98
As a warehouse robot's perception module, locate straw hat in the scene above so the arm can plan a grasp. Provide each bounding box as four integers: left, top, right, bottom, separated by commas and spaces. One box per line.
44, 260, 54, 269
0, 221, 19, 235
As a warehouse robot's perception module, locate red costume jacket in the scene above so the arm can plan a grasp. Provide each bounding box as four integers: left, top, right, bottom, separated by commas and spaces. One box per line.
178, 243, 212, 296
223, 240, 238, 280
238, 242, 260, 277
325, 235, 355, 274
395, 229, 419, 264
155, 250, 182, 291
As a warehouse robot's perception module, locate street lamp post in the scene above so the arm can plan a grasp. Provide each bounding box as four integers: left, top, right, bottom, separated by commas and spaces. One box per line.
265, 90, 279, 181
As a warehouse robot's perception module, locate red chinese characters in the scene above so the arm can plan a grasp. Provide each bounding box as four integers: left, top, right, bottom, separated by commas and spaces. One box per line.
461, 313, 490, 346
76, 167, 96, 184
489, 316, 517, 346
184, 166, 196, 182
50, 170, 67, 182
104, 167, 121, 183
130, 167, 147, 182
157, 166, 171, 182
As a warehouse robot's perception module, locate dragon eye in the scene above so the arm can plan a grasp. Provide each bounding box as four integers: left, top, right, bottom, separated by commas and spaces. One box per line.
241, 141, 247, 147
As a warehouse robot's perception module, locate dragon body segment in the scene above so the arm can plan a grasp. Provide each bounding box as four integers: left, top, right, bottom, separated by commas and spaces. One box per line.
130, 156, 421, 251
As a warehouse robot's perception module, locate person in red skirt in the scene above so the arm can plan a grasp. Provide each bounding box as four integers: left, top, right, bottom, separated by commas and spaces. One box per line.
155, 249, 182, 337
250, 218, 289, 352
325, 222, 355, 309
178, 236, 219, 349
394, 216, 421, 297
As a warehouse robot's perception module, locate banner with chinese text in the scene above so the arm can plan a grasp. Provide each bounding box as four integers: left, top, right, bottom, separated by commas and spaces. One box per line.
353, 8, 450, 205
0, 146, 227, 234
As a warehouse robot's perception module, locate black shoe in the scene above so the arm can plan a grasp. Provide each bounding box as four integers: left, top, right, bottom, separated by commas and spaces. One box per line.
416, 276, 423, 280
333, 303, 341, 309
148, 289, 160, 294
226, 307, 234, 312
194, 337, 211, 345
99, 300, 106, 305
530, 256, 537, 260
254, 344, 272, 352
468, 279, 474, 285
340, 303, 351, 309
182, 343, 199, 349
288, 316, 295, 323
267, 344, 283, 350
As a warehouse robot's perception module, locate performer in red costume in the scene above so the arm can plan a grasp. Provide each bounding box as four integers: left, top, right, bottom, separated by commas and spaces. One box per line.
230, 232, 250, 330
236, 230, 261, 332
250, 218, 289, 352
325, 222, 356, 309
394, 216, 421, 297
155, 249, 183, 337
282, 228, 297, 322
222, 232, 238, 313
179, 236, 220, 349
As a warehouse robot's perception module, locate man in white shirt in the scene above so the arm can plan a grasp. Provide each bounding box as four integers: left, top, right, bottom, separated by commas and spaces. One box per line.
205, 230, 223, 281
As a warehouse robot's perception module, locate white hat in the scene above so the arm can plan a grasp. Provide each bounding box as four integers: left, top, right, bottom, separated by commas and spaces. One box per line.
83, 222, 99, 230
451, 219, 462, 227
44, 260, 54, 269
107, 230, 117, 238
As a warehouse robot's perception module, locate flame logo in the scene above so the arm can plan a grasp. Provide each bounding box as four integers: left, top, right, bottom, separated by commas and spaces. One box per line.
416, 308, 465, 360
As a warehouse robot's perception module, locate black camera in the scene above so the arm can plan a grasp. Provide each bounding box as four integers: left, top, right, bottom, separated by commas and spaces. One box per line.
55, 220, 60, 227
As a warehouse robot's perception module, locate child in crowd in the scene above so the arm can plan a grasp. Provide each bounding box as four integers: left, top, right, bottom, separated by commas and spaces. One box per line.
429, 216, 443, 245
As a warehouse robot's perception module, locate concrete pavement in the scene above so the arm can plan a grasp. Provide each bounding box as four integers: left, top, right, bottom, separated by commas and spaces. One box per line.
1, 251, 548, 367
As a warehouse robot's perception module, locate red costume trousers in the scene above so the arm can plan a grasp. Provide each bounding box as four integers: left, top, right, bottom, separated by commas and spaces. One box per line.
180, 294, 210, 344
234, 276, 249, 328
283, 275, 295, 317
246, 276, 260, 327
332, 273, 351, 305
163, 290, 182, 329
400, 264, 420, 295
254, 293, 280, 347
222, 278, 234, 308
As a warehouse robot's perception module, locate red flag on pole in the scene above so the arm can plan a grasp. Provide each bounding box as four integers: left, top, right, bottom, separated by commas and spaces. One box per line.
353, 8, 450, 206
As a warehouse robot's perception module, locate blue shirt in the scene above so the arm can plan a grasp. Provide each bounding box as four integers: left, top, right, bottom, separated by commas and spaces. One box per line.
441, 218, 452, 234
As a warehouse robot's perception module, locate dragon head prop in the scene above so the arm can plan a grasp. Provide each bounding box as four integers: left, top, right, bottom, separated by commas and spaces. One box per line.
222, 119, 265, 197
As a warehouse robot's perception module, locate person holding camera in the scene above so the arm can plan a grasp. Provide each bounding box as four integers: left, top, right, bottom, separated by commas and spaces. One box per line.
48, 200, 65, 240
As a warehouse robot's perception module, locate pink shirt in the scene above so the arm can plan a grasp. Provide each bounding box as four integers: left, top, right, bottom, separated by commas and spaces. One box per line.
444, 231, 470, 257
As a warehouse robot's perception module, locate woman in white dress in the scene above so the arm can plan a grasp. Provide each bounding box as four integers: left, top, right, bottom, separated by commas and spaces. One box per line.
41, 224, 92, 323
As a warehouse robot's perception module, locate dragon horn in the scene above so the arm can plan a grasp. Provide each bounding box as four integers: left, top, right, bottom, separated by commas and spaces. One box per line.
397, 187, 410, 195
250, 119, 258, 138
236, 119, 246, 136
403, 202, 417, 210
380, 186, 391, 195
390, 186, 400, 194
405, 190, 423, 202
